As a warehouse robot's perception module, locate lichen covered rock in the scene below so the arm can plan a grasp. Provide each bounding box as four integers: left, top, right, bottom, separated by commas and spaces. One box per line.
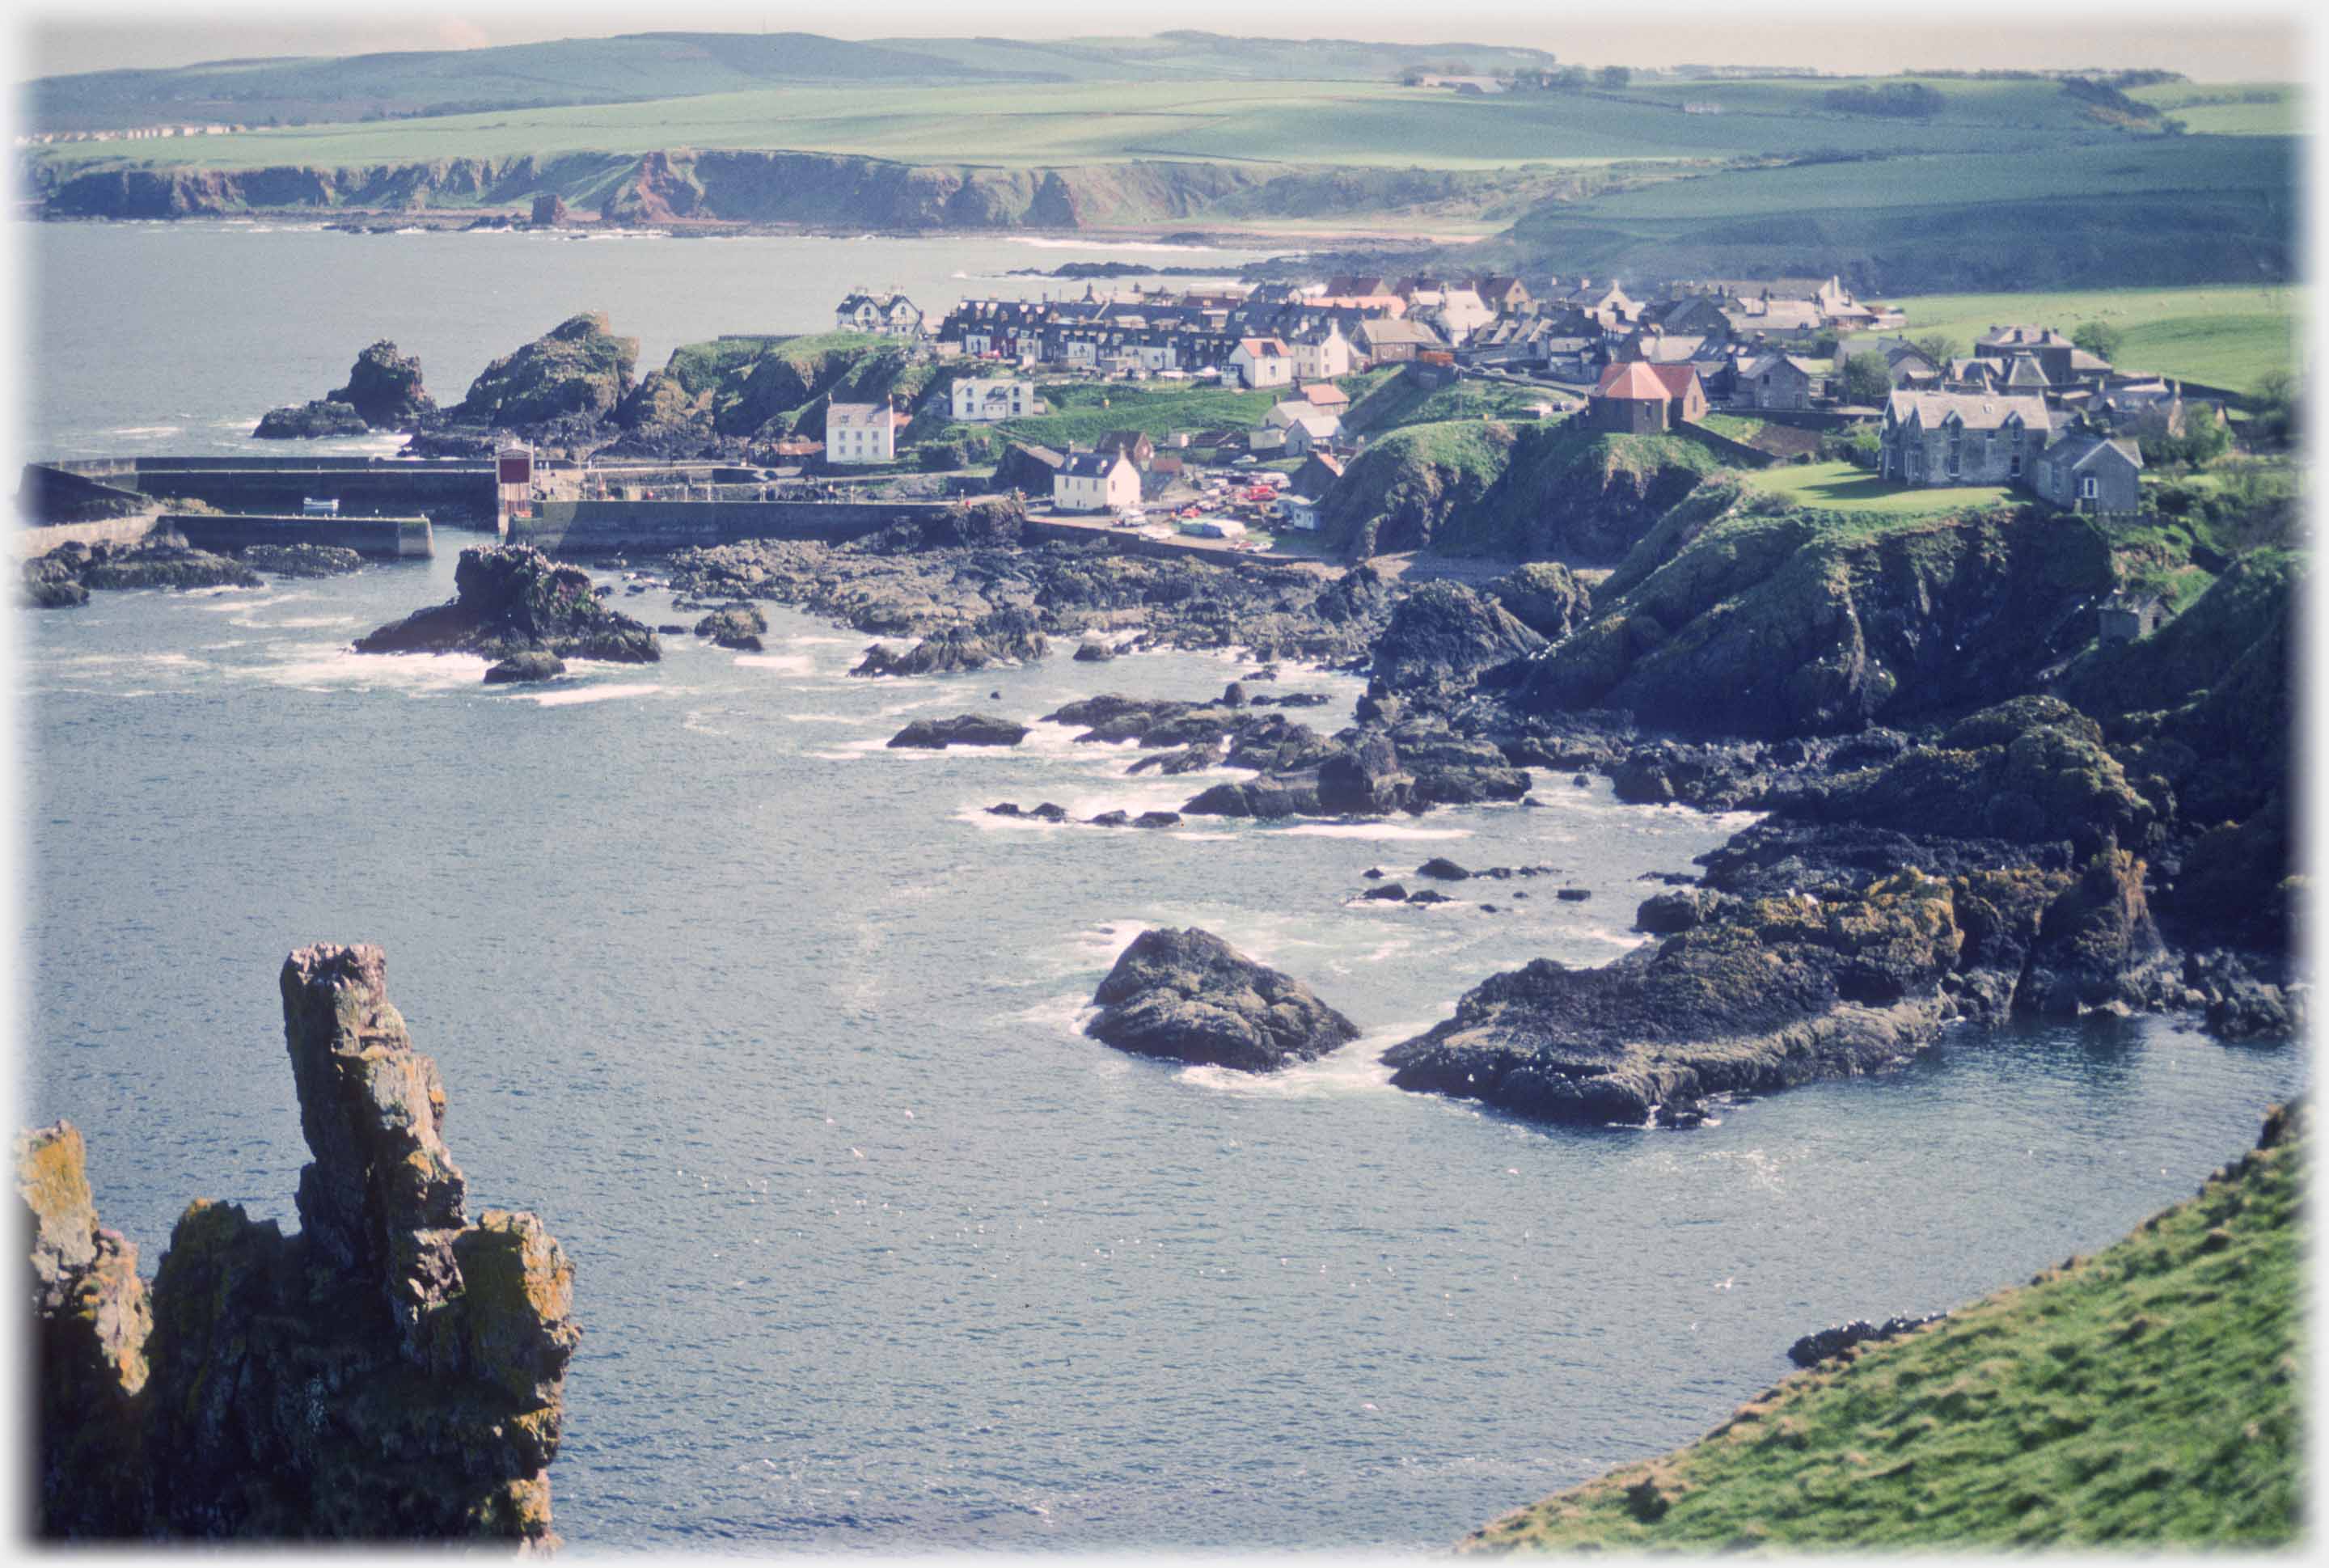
1086, 927, 1360, 1072
20, 945, 580, 1544
355, 544, 660, 662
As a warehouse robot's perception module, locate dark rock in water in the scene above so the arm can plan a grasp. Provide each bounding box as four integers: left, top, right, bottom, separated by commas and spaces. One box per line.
329, 340, 436, 430
1222, 681, 1248, 708
253, 399, 370, 439
1557, 887, 1593, 902
1088, 810, 1132, 827
22, 568, 90, 608
1363, 883, 1410, 902
1028, 802, 1070, 822
1245, 665, 1280, 681
1573, 773, 1592, 788
692, 604, 768, 651
239, 543, 364, 577
887, 713, 1029, 749
1636, 889, 1710, 933
1134, 811, 1182, 829
1416, 857, 1471, 881
1073, 639, 1116, 662
657, 623, 686, 634
1363, 867, 1388, 881
484, 651, 566, 684
1254, 691, 1331, 708
1407, 890, 1452, 906
1787, 1312, 1948, 1367
1085, 927, 1359, 1073
852, 615, 1047, 677
19, 944, 577, 1542
66, 534, 264, 592
1127, 738, 1222, 776
355, 545, 660, 663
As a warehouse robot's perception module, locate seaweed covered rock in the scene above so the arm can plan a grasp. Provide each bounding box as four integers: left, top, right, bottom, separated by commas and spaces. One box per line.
852, 615, 1047, 676
354, 544, 660, 662
693, 603, 768, 651
1086, 927, 1360, 1072
253, 399, 371, 439
239, 543, 365, 577
452, 311, 638, 429
483, 650, 565, 684
29, 533, 263, 595
20, 945, 579, 1544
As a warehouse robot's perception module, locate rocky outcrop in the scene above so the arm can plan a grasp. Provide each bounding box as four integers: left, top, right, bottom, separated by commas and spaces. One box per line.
1511, 503, 2115, 738
1372, 580, 1546, 702
1085, 927, 1359, 1072
1382, 819, 2179, 1127
1485, 561, 1592, 640
253, 399, 371, 439
1437, 425, 1722, 562
329, 341, 436, 429
355, 545, 660, 662
887, 713, 1029, 748
1181, 714, 1528, 820
452, 312, 637, 429
692, 603, 769, 651
19, 945, 578, 1543
1786, 1312, 1948, 1368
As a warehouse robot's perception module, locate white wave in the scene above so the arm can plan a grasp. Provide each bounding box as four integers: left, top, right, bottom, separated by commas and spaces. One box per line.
731, 653, 815, 674
1008, 993, 1100, 1042
230, 644, 488, 693
1006, 237, 1234, 254
779, 712, 873, 725
104, 425, 183, 437
1173, 1021, 1418, 1099
234, 613, 358, 631
518, 682, 662, 707
197, 590, 302, 612
1283, 822, 1473, 841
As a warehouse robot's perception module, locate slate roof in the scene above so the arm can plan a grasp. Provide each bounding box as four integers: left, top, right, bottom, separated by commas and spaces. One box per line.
1884, 390, 2053, 433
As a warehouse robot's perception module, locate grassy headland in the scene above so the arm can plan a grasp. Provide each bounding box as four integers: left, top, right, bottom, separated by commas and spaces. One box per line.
1464, 1105, 2306, 1551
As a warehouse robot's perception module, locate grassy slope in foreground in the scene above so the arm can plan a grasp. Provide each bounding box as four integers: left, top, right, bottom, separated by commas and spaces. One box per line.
1891, 284, 2302, 395
1742, 459, 2011, 516
1465, 1105, 2305, 1552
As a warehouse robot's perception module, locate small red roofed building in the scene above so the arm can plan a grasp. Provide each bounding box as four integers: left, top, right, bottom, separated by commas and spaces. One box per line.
1590, 361, 1707, 433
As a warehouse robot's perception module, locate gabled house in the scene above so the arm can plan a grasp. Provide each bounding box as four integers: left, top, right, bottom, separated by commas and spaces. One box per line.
1354, 318, 1446, 366
2029, 431, 2143, 513
1879, 391, 2052, 486
1734, 353, 1830, 411
835, 291, 924, 339
1297, 382, 1350, 411
1590, 361, 1707, 433
1283, 413, 1342, 455
1053, 450, 1142, 514
1230, 336, 1294, 388
1291, 319, 1355, 381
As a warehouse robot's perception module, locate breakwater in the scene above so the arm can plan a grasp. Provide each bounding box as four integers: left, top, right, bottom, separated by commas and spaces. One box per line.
513, 497, 983, 554
32, 457, 496, 520
163, 511, 433, 559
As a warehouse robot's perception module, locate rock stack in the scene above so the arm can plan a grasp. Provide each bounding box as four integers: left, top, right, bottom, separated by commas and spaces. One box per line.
18, 944, 579, 1544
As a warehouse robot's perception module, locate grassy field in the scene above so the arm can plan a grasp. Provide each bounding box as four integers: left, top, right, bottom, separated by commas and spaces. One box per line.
1890, 285, 2301, 395
1743, 460, 2012, 515
1463, 1108, 2304, 1551
2128, 82, 2302, 135
27, 71, 2208, 179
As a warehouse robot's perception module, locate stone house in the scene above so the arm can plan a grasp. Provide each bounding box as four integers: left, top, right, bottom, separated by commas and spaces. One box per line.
1291, 320, 1355, 381
1734, 353, 1830, 411
1353, 318, 1446, 366
835, 292, 924, 338
2098, 591, 2169, 645
1879, 391, 2051, 485
1590, 361, 1707, 433
2028, 431, 2144, 513
949, 376, 1038, 422
825, 400, 900, 465
1093, 429, 1156, 469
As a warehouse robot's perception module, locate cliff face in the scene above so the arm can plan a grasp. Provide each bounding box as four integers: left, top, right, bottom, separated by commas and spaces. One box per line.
33, 147, 1570, 230
18, 944, 580, 1545
1434, 424, 1724, 562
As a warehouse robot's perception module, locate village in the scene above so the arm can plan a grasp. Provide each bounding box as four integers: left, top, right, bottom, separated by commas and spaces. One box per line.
805, 267, 2239, 554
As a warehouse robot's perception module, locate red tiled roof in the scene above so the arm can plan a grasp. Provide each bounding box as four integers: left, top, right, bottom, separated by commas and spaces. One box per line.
1595, 361, 1700, 400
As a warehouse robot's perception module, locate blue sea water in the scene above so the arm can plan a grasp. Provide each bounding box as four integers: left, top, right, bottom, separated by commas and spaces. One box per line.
12, 225, 2309, 1549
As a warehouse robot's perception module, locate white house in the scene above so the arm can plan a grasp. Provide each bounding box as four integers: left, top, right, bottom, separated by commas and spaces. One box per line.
1417, 287, 1494, 346
1292, 321, 1354, 381
1265, 399, 1321, 431
951, 377, 1038, 422
1283, 413, 1342, 454
1052, 450, 1141, 514
826, 401, 899, 465
835, 291, 924, 338
1229, 336, 1294, 389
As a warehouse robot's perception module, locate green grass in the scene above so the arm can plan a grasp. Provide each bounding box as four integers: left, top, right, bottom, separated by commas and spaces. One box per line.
1891, 285, 2302, 395
1743, 459, 2010, 516
1465, 1108, 2305, 1551
1343, 370, 1561, 434
2128, 82, 2302, 136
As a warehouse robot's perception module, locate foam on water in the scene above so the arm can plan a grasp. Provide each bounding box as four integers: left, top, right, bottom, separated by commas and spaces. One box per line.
518, 682, 663, 708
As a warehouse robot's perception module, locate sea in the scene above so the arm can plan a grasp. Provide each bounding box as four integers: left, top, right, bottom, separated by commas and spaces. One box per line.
12, 222, 2308, 1551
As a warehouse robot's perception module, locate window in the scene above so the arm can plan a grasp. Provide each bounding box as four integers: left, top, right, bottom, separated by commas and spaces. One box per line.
2081, 475, 2099, 501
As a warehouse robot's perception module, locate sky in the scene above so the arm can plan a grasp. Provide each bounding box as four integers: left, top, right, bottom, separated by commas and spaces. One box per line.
10, 0, 2315, 83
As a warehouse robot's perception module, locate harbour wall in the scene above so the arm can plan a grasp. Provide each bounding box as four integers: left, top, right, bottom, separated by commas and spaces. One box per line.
163, 512, 434, 559
512, 499, 971, 554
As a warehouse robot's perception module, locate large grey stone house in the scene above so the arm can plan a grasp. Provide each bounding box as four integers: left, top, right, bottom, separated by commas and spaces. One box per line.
1879, 390, 2052, 485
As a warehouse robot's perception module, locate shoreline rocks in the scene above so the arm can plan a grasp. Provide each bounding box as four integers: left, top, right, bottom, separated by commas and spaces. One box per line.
1086, 927, 1360, 1072
887, 713, 1029, 749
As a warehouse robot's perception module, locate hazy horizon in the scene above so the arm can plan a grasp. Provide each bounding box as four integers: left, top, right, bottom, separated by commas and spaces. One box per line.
15, 2, 2312, 86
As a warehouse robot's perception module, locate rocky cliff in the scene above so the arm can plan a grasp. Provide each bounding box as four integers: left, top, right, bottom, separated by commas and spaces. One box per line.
356, 544, 661, 664
19, 944, 579, 1543
1433, 424, 1724, 561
